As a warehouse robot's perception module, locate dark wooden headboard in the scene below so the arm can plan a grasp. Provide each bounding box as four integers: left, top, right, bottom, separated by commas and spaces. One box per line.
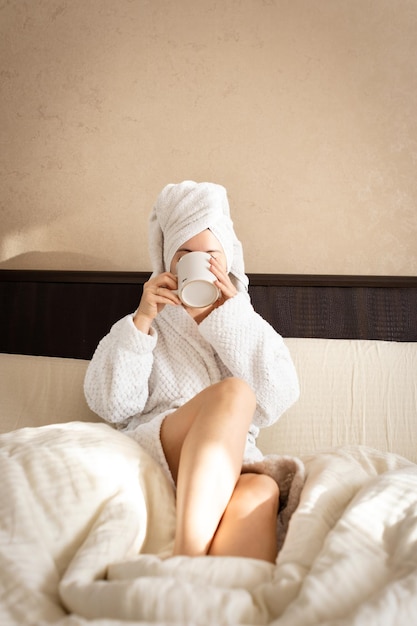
1, 270, 416, 360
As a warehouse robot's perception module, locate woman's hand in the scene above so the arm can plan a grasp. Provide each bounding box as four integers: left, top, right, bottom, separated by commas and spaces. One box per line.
133, 272, 180, 333
209, 256, 237, 308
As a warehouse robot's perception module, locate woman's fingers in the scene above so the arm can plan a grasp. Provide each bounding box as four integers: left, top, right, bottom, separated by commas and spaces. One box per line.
209, 257, 237, 301
134, 272, 180, 332
140, 273, 180, 314
147, 273, 179, 298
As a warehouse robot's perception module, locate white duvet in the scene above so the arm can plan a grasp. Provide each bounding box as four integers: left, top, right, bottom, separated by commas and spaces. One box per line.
1, 422, 416, 626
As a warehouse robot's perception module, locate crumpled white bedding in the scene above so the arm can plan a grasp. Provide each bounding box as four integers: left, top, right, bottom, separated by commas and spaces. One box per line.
1, 422, 416, 626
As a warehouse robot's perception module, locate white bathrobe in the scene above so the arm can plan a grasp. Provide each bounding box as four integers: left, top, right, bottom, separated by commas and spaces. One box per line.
84, 291, 300, 483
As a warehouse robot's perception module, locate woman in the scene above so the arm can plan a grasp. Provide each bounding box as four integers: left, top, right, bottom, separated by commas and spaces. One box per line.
84, 180, 299, 563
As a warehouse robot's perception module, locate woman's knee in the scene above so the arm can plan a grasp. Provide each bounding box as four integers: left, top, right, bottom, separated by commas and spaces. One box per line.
216, 377, 256, 412
234, 473, 280, 515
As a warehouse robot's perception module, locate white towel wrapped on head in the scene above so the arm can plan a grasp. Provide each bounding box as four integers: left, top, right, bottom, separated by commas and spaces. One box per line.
148, 180, 249, 294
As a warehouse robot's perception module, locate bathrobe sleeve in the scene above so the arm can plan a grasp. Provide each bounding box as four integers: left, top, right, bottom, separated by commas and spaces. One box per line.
198, 293, 299, 428
84, 315, 157, 424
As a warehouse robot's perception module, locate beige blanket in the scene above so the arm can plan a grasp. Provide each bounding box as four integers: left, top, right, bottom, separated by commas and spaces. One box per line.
1, 422, 416, 626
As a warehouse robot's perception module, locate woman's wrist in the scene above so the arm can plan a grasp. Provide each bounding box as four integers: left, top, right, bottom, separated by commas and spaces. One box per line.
133, 311, 153, 334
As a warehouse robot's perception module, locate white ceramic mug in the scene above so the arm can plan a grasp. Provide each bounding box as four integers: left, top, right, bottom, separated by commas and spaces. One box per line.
175, 251, 220, 308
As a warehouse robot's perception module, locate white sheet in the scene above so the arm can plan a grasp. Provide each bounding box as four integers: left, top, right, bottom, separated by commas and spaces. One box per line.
258, 339, 417, 464
0, 353, 99, 433
1, 422, 416, 626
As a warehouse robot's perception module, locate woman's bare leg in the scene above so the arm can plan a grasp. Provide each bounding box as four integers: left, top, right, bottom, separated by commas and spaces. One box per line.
161, 378, 256, 557
208, 473, 279, 563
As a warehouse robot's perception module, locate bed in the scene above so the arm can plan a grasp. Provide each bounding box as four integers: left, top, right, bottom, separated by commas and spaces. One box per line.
1, 269, 416, 626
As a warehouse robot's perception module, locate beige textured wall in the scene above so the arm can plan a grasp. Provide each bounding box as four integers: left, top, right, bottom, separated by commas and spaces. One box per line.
1, 0, 416, 274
